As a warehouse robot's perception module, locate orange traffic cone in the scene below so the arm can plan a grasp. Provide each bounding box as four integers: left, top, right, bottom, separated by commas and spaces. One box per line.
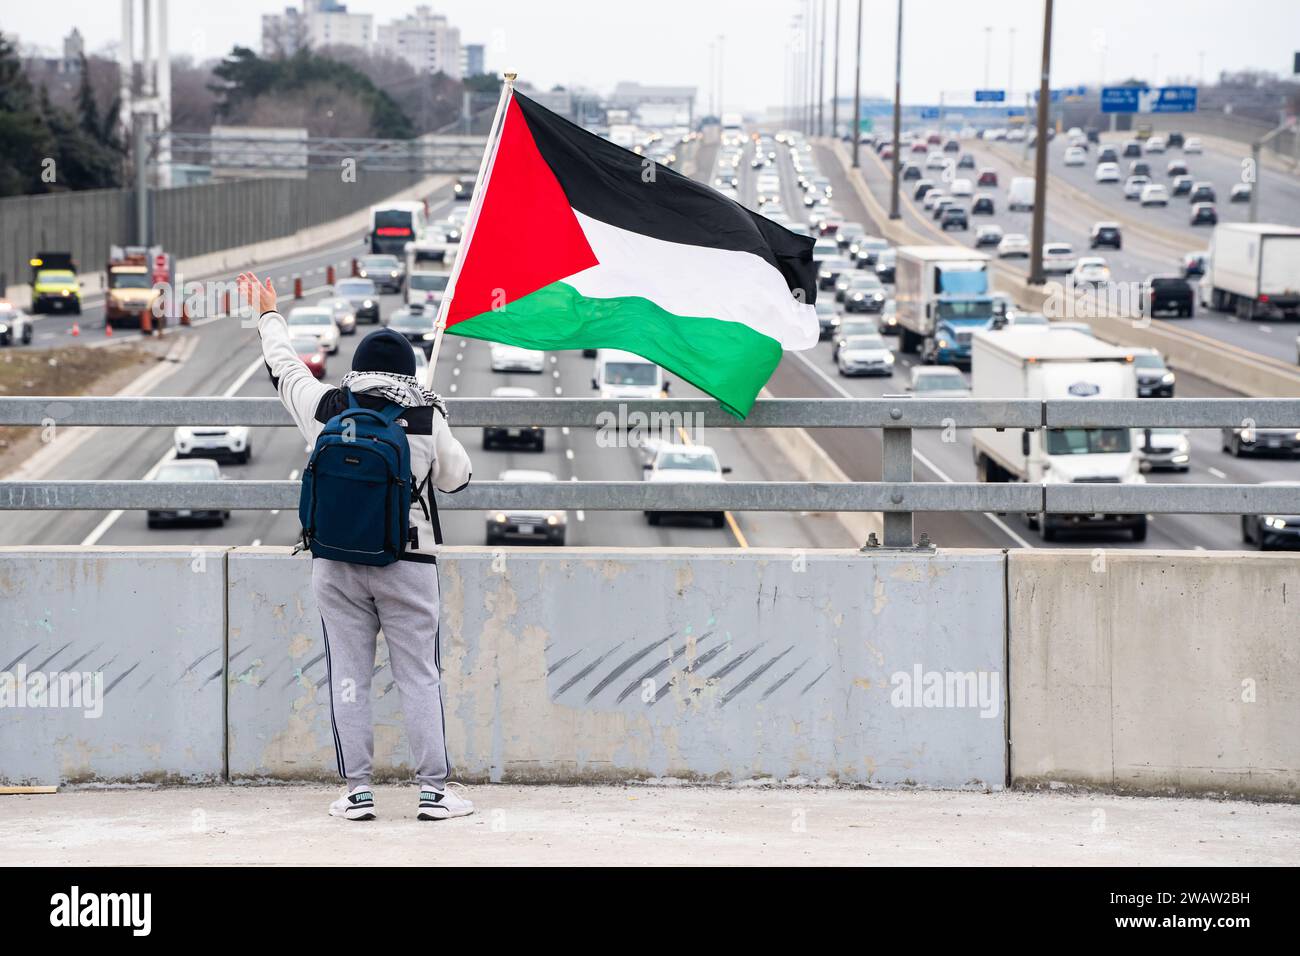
104, 323, 113, 337
70, 322, 80, 337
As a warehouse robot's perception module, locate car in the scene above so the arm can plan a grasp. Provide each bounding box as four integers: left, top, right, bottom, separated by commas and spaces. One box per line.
1181, 252, 1208, 279
925, 151, 948, 170
1230, 183, 1252, 203
843, 274, 888, 313
931, 198, 956, 221
836, 332, 895, 377
333, 278, 381, 324
1096, 146, 1119, 164
1190, 202, 1218, 226
173, 422, 253, 463
486, 469, 567, 544
877, 299, 899, 335
909, 365, 970, 398
356, 254, 405, 294
943, 139, 960, 153
1165, 131, 1185, 149
1166, 160, 1189, 177
286, 306, 340, 354
836, 221, 866, 250
833, 317, 879, 357
287, 334, 327, 379
913, 178, 937, 200
1041, 242, 1076, 274
482, 386, 545, 451
1006, 128, 1026, 142
814, 300, 841, 339
939, 205, 969, 231
811, 237, 839, 261
998, 233, 1031, 258
970, 194, 995, 216
1094, 162, 1121, 183
1139, 428, 1191, 473
1072, 257, 1111, 285
922, 189, 947, 211
1171, 175, 1194, 196
878, 143, 895, 160
976, 168, 998, 188
901, 162, 922, 180
1189, 182, 1216, 204
386, 305, 438, 354
949, 178, 973, 197
1122, 140, 1142, 158
1063, 146, 1087, 166
406, 270, 450, 309
30, 268, 81, 314
999, 309, 1050, 330
957, 153, 976, 169
818, 256, 854, 291
1241, 482, 1300, 549
489, 340, 546, 373
1183, 137, 1203, 154
975, 224, 1004, 248
1123, 175, 1151, 200
1006, 176, 1035, 211
1140, 183, 1170, 207
1141, 275, 1195, 318
642, 444, 731, 528
1130, 160, 1152, 179
1222, 427, 1300, 459
317, 296, 357, 335
874, 249, 896, 284
910, 141, 928, 155
1132, 348, 1176, 398
146, 458, 229, 528
453, 177, 476, 200
850, 235, 890, 268
1145, 136, 1166, 154
0, 302, 34, 346
1089, 222, 1122, 250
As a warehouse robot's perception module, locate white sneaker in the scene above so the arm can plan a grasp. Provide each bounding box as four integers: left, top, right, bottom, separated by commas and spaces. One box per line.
417, 782, 474, 821
329, 785, 377, 821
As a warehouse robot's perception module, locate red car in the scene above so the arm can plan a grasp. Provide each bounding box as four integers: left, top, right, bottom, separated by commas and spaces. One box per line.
910, 141, 928, 154
292, 336, 327, 379
878, 144, 894, 160
977, 168, 998, 187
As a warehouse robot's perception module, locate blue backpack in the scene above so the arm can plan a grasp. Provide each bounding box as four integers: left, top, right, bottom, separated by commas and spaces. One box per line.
299, 389, 428, 566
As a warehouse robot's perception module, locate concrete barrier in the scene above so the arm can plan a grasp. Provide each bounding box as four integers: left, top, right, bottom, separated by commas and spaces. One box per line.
1008, 550, 1300, 799
226, 546, 1008, 787
0, 547, 227, 784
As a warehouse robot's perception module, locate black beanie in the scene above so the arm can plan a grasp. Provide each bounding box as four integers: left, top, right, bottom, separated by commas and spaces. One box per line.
352, 328, 417, 377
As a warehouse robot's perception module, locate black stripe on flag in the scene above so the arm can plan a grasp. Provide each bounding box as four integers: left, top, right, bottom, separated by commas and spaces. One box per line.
513, 92, 818, 305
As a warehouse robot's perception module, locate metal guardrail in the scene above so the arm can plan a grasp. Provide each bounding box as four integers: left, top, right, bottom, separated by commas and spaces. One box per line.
2, 397, 1298, 548
160, 133, 488, 173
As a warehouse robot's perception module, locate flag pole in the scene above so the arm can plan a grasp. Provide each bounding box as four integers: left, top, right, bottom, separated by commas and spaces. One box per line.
423, 71, 517, 387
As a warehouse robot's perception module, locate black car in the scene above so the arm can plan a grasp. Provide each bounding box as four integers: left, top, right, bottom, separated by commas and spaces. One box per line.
1141, 276, 1194, 318
1166, 131, 1185, 149
146, 459, 229, 528
1086, 128, 1101, 144
1122, 140, 1142, 158
844, 276, 888, 313
901, 163, 922, 181
971, 194, 995, 216
1133, 351, 1175, 397
1097, 146, 1119, 164
1166, 160, 1189, 177
1189, 182, 1216, 204
356, 255, 405, 294
386, 305, 437, 354
1224, 429, 1300, 459
483, 387, 545, 451
874, 252, 896, 284
940, 205, 968, 230
333, 278, 381, 323
1129, 160, 1152, 178
1191, 202, 1218, 226
453, 177, 476, 200
943, 139, 960, 153
1090, 222, 1122, 250
1172, 175, 1194, 196
957, 153, 976, 169
1181, 252, 1207, 278
814, 300, 841, 339
1241, 483, 1300, 549
913, 179, 936, 200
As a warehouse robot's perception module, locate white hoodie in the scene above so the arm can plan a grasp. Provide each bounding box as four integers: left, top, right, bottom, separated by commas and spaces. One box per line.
258, 310, 472, 560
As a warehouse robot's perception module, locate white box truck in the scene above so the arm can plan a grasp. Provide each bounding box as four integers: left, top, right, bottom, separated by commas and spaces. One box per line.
971, 329, 1147, 542
894, 246, 1004, 366
592, 349, 665, 400
1202, 223, 1300, 320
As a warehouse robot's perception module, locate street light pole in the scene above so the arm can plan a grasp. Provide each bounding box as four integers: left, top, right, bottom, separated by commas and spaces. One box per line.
831, 0, 840, 139
983, 26, 992, 90
852, 0, 862, 166
888, 0, 901, 217
818, 0, 827, 137
1008, 26, 1015, 100
1028, 0, 1054, 285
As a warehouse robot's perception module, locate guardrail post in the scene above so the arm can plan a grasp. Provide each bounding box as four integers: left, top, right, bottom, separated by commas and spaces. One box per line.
882, 422, 913, 548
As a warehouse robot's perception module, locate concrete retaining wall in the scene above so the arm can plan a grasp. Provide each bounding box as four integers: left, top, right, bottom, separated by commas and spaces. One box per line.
1009, 550, 1300, 798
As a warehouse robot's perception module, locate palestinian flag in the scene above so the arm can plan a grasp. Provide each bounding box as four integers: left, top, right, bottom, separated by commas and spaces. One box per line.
444, 91, 820, 417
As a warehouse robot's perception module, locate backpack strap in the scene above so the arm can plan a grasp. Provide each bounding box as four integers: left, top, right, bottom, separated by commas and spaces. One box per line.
412, 467, 443, 545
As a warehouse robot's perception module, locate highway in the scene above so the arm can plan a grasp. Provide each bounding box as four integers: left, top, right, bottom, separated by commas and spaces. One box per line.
708, 128, 1299, 551
0, 162, 853, 553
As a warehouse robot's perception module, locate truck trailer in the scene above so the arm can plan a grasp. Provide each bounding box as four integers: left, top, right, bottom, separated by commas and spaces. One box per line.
894, 246, 1003, 366
1202, 223, 1300, 320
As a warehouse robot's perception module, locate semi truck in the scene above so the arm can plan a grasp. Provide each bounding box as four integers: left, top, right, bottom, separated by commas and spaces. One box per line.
894, 246, 1003, 366
1201, 223, 1300, 320
105, 246, 165, 328
971, 328, 1147, 542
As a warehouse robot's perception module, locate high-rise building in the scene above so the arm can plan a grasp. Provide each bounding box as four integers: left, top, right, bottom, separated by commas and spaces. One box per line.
377, 6, 462, 79
262, 1, 372, 57
461, 43, 485, 78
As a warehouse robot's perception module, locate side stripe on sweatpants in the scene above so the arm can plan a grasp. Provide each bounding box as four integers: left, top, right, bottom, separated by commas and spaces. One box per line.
320, 617, 347, 779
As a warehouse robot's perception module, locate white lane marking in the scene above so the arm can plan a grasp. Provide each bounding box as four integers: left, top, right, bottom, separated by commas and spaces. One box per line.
289, 469, 300, 480
1259, 326, 1272, 334
554, 386, 563, 395
791, 349, 1035, 549
565, 448, 575, 460
251, 539, 262, 547
552, 370, 561, 378
460, 340, 467, 349
1208, 467, 1228, 479
561, 427, 570, 436
80, 353, 266, 547
456, 352, 463, 361
452, 367, 460, 376
450, 383, 458, 393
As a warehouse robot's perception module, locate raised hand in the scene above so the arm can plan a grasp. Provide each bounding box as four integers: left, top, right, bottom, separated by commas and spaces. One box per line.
237, 272, 277, 317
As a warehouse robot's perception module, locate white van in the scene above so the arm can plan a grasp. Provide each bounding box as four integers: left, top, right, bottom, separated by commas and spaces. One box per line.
1006, 176, 1036, 212
593, 349, 665, 400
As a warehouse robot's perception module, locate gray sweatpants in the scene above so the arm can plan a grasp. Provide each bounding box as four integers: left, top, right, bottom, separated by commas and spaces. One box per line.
312, 557, 449, 789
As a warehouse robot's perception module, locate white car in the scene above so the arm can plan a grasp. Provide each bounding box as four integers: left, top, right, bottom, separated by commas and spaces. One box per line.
925, 151, 948, 170
486, 469, 566, 545
489, 342, 546, 373
286, 306, 340, 354
642, 443, 730, 528
1094, 162, 1121, 183
1145, 136, 1166, 153
1123, 175, 1151, 200
1041, 243, 1076, 274
997, 233, 1031, 258
922, 189, 947, 211
1063, 146, 1087, 166
1183, 137, 1203, 155
0, 301, 34, 346
949, 178, 974, 197
406, 271, 450, 308
1140, 183, 1170, 207
909, 365, 970, 398
1072, 256, 1111, 285
173, 425, 252, 464
836, 332, 895, 377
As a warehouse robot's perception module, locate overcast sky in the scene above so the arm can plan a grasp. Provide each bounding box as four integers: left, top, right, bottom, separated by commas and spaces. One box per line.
8, 0, 1297, 113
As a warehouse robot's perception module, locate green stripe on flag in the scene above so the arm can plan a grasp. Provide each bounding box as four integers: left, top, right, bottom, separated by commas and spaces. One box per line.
452, 281, 783, 418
